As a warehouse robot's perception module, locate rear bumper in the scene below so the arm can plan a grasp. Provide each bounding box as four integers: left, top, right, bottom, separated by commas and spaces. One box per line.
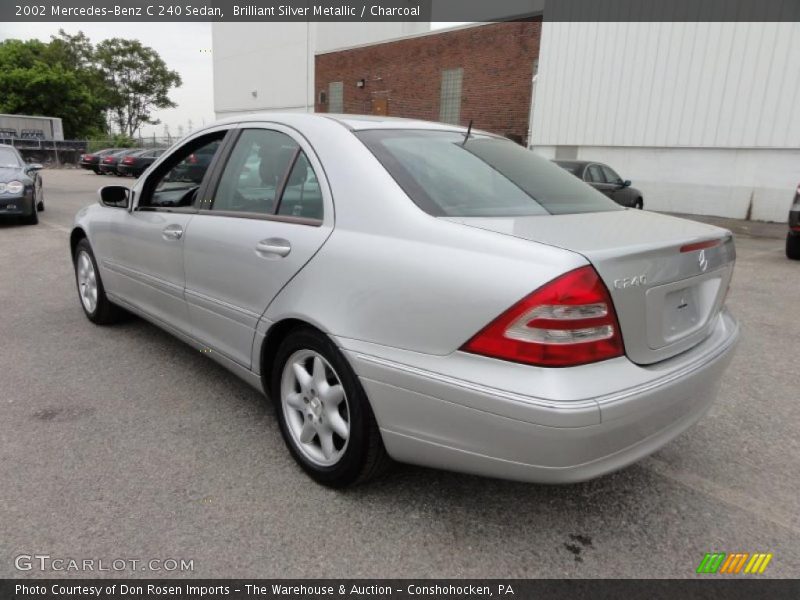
343, 309, 739, 483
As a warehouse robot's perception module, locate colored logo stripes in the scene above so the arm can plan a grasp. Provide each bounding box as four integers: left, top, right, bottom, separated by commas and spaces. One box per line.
696, 552, 773, 574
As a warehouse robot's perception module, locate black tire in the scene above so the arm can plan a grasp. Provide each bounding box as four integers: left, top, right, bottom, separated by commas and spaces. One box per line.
37, 199, 44, 211
271, 327, 390, 487
634, 198, 644, 209
24, 206, 38, 225
73, 238, 124, 324
787, 233, 800, 260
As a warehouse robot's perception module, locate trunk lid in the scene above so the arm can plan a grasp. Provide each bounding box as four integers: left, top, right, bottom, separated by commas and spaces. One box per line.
443, 210, 735, 365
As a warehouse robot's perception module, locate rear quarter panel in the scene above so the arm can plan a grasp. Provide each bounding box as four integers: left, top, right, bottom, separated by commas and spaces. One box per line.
261, 118, 587, 355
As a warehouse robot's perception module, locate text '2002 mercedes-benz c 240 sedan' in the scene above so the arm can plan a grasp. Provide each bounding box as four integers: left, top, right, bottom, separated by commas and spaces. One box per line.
70, 114, 739, 487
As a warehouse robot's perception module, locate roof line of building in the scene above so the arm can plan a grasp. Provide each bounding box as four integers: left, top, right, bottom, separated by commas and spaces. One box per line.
314, 22, 489, 56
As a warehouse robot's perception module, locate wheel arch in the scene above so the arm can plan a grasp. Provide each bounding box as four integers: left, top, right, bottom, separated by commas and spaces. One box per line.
259, 318, 329, 397
70, 227, 88, 260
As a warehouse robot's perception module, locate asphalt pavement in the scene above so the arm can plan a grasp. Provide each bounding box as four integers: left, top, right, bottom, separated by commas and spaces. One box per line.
1, 169, 798, 578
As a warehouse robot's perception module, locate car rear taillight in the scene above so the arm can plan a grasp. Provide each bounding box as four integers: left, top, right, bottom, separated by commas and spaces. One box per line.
123, 157, 134, 164
187, 154, 198, 164
461, 266, 624, 367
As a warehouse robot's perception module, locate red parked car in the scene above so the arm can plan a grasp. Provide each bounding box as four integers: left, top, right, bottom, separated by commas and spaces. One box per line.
98, 149, 140, 175
79, 148, 122, 174
116, 148, 167, 177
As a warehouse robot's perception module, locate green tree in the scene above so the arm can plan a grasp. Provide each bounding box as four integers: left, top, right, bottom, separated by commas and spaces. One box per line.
0, 30, 181, 139
0, 37, 108, 138
95, 38, 182, 137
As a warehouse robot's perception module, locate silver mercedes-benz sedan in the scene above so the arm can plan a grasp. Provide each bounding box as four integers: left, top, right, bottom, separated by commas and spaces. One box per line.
70, 114, 739, 487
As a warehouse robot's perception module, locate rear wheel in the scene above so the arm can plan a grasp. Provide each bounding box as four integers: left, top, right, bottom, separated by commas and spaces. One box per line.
634, 198, 644, 209
73, 239, 124, 324
271, 327, 390, 487
787, 233, 800, 260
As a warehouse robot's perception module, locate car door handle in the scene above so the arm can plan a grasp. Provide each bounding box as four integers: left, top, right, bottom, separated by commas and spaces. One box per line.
255, 238, 291, 258
162, 224, 184, 241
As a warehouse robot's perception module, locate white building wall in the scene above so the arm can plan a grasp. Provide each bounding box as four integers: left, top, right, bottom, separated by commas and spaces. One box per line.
212, 22, 428, 118
532, 22, 800, 221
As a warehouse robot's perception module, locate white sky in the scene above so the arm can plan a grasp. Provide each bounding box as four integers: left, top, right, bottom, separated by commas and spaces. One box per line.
0, 22, 463, 138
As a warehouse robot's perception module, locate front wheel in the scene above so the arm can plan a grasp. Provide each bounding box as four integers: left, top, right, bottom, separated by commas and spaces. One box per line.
24, 206, 38, 225
787, 233, 800, 260
73, 239, 124, 324
271, 328, 390, 487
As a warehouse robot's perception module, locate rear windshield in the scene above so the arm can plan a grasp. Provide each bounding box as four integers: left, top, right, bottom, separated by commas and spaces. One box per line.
357, 130, 621, 217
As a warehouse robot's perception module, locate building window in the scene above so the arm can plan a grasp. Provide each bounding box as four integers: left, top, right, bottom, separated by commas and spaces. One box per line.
439, 68, 463, 125
328, 81, 343, 113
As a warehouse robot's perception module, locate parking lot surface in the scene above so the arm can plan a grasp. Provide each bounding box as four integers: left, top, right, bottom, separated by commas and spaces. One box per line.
1, 169, 798, 578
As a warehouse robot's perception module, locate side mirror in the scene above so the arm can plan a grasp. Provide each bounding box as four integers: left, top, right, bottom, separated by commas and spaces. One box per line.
27, 163, 44, 171
99, 185, 130, 209
621, 179, 631, 188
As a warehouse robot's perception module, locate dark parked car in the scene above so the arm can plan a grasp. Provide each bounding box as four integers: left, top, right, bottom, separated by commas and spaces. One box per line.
80, 148, 122, 174
787, 183, 800, 260
167, 143, 219, 183
116, 148, 167, 177
98, 149, 140, 175
554, 160, 644, 209
0, 144, 44, 225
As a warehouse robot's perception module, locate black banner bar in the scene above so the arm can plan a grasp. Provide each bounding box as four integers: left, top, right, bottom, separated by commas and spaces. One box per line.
3, 0, 800, 23
2, 580, 800, 600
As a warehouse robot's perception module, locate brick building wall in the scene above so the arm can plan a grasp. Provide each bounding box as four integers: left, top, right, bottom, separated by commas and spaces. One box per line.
314, 21, 541, 144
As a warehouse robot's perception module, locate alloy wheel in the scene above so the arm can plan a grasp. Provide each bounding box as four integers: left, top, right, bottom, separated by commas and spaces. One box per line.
76, 251, 98, 313
280, 349, 350, 467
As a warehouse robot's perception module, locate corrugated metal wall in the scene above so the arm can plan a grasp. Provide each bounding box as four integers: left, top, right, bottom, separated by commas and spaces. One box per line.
531, 22, 800, 148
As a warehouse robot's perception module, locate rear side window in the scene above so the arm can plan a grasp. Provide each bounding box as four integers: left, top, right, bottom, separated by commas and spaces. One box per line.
212, 129, 299, 215
210, 128, 324, 221
357, 130, 620, 217
601, 165, 622, 184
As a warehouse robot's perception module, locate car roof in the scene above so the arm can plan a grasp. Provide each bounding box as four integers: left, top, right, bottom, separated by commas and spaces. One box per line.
554, 160, 591, 167
211, 112, 495, 136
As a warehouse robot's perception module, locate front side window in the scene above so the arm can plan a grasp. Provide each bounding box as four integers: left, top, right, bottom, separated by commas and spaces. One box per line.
211, 128, 323, 220
357, 130, 621, 217
141, 134, 224, 208
601, 165, 622, 185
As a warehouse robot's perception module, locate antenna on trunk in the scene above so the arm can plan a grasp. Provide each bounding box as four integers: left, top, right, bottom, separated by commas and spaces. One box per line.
462, 120, 473, 146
